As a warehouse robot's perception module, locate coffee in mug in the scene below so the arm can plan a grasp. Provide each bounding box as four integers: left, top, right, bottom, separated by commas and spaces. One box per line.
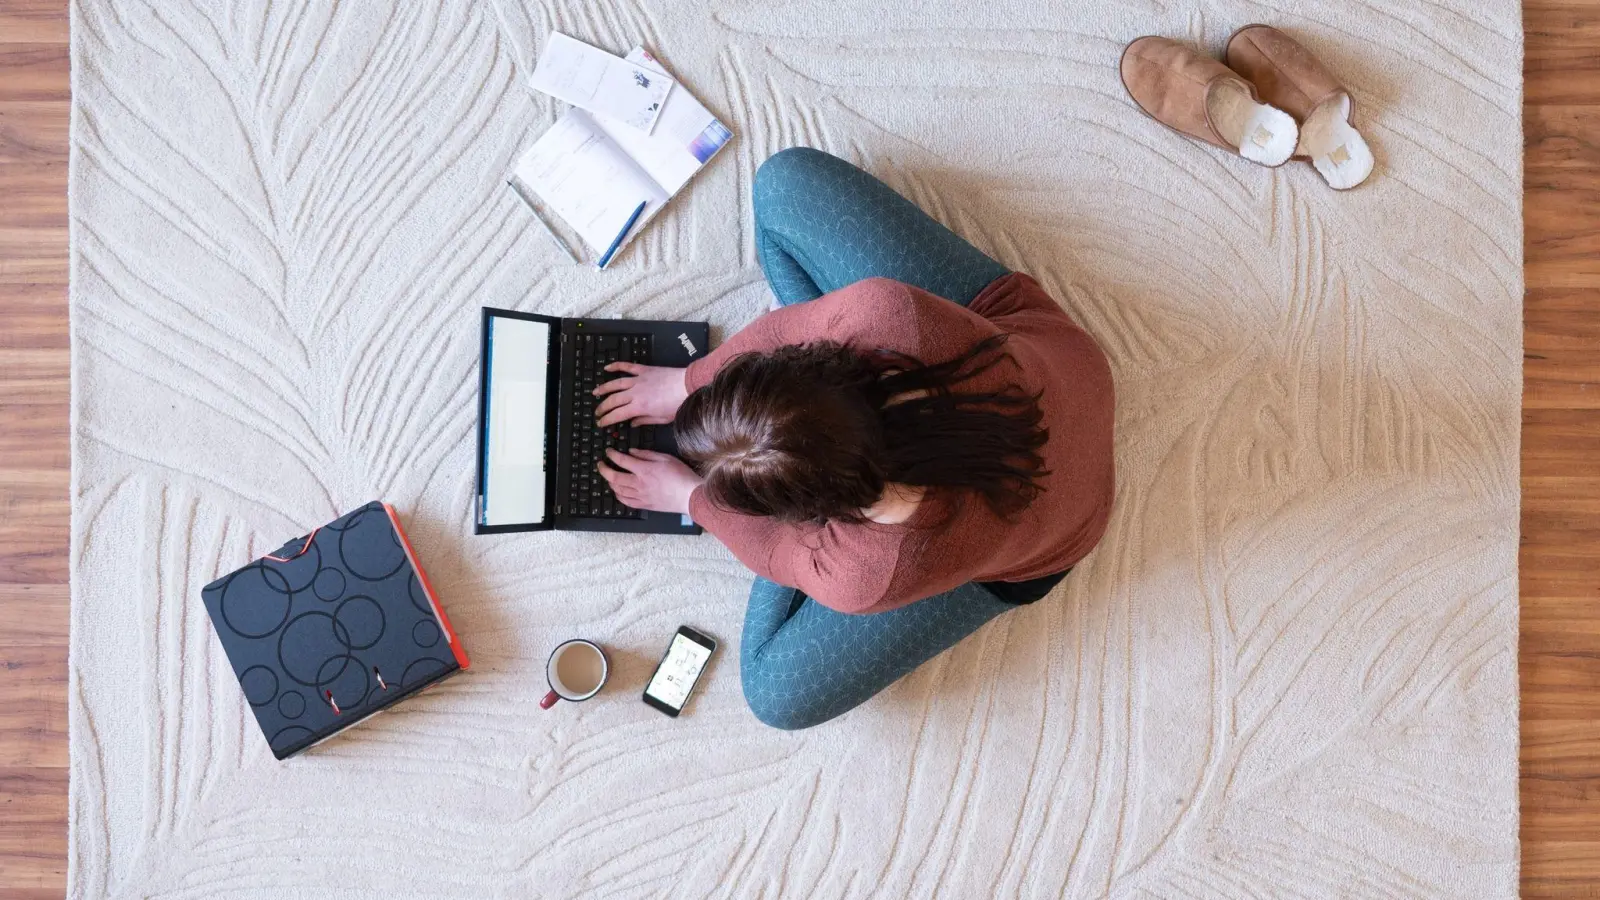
541, 639, 609, 709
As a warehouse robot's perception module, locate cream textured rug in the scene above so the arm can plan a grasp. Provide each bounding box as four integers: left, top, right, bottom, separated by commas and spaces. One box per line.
68, 1, 1522, 896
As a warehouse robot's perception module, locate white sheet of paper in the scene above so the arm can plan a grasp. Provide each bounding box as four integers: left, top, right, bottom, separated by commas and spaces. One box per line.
529, 32, 674, 134
512, 110, 668, 253
584, 48, 734, 195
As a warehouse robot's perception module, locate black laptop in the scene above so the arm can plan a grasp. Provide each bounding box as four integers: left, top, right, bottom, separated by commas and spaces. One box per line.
475, 307, 710, 535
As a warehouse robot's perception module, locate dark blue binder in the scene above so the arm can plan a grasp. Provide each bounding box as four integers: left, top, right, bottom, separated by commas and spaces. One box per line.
200, 501, 469, 759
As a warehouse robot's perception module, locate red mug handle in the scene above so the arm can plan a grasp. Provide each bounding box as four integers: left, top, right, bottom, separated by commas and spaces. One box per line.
540, 690, 560, 710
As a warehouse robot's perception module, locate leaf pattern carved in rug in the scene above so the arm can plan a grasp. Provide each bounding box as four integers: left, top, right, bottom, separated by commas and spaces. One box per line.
69, 1, 1521, 897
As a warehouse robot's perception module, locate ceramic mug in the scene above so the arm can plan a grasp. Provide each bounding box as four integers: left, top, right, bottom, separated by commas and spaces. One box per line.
541, 639, 609, 709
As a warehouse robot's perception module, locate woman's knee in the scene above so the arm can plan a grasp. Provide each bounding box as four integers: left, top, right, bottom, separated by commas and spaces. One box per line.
741, 665, 826, 731
755, 146, 825, 191
754, 146, 857, 208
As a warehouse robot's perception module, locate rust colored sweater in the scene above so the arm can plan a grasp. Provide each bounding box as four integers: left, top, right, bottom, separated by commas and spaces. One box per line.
683, 274, 1115, 614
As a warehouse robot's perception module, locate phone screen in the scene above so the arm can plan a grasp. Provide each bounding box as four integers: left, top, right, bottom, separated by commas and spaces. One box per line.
644, 632, 713, 711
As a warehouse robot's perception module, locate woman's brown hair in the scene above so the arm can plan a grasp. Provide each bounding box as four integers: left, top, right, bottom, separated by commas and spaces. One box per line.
674, 335, 1047, 524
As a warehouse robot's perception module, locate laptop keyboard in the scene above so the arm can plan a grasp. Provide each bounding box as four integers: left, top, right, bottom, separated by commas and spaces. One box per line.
568, 332, 653, 519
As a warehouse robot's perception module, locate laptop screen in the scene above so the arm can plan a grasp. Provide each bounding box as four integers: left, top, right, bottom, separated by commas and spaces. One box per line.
481, 314, 552, 527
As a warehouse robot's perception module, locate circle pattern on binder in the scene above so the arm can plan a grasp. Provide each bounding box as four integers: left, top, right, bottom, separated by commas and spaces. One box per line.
277, 690, 305, 720
313, 567, 346, 602
198, 502, 461, 759
333, 595, 385, 650
218, 565, 294, 639
412, 619, 441, 648
338, 506, 408, 582
240, 665, 278, 706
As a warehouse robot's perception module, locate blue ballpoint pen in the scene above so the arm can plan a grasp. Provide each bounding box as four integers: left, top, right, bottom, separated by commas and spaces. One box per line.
596, 201, 647, 269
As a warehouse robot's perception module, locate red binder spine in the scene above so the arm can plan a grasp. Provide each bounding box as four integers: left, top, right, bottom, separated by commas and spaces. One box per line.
383, 504, 470, 671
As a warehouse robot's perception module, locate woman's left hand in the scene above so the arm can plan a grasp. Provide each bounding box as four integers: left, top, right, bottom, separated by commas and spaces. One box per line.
597, 449, 704, 515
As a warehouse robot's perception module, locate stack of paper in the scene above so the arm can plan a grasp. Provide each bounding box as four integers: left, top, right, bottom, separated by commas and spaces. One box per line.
511, 34, 734, 267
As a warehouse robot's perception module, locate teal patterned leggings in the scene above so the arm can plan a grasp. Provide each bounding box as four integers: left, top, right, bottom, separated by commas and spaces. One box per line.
738, 147, 1023, 730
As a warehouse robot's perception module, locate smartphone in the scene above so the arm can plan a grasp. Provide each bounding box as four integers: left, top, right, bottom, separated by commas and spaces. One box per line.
643, 626, 717, 717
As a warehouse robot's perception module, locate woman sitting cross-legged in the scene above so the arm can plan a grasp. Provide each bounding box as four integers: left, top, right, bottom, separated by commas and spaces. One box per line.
594, 147, 1116, 730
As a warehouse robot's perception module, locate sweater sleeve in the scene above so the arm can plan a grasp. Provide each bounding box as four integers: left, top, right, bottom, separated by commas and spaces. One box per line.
683, 297, 837, 392
684, 277, 1002, 392
965, 273, 1078, 335
689, 488, 898, 614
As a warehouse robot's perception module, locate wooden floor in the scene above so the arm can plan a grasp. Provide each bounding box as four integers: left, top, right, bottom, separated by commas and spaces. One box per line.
0, 1, 1594, 896
1522, 1, 1600, 894
0, 1, 70, 898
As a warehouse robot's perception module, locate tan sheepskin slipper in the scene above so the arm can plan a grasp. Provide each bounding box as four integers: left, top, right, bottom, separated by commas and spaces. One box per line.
1120, 36, 1299, 168
1225, 24, 1375, 190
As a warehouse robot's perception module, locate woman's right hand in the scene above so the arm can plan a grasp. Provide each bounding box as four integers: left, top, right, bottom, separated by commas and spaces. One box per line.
594, 363, 690, 427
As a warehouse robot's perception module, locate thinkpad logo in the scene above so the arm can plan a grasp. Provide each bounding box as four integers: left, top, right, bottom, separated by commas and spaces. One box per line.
677, 333, 698, 356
